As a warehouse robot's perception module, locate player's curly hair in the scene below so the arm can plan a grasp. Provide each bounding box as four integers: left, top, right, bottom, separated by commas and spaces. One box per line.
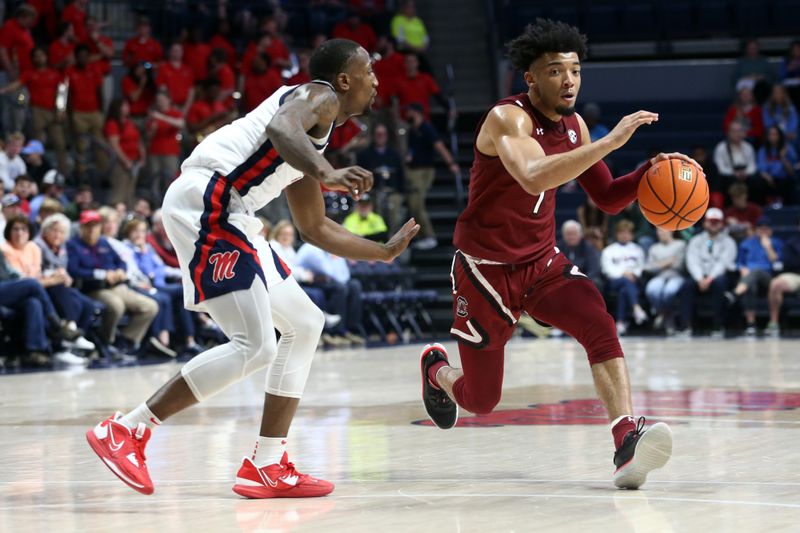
309, 38, 362, 84
506, 18, 587, 72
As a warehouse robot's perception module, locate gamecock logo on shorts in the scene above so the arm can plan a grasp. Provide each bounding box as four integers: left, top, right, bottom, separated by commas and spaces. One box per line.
209, 250, 240, 283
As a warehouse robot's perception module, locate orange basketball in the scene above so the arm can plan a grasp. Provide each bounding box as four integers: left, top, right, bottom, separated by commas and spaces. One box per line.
637, 158, 709, 231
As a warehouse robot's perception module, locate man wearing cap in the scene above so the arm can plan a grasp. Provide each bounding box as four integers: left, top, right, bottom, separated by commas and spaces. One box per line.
67, 210, 158, 355
343, 194, 388, 242
19, 139, 52, 183
684, 207, 739, 337
29, 169, 67, 222
766, 217, 800, 337
0, 193, 23, 243
730, 216, 784, 336
0, 132, 27, 191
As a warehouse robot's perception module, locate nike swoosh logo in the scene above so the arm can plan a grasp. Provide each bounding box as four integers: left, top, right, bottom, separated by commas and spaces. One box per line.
257, 467, 279, 488
570, 265, 587, 277
450, 320, 483, 344
108, 424, 124, 452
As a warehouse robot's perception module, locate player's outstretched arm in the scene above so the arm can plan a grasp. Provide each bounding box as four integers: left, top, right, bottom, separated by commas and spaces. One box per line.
286, 176, 420, 262
482, 105, 656, 196
266, 85, 373, 197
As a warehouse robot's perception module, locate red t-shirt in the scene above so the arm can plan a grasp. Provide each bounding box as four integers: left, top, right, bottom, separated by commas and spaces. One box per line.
20, 67, 62, 110
208, 35, 237, 66
104, 118, 141, 161
328, 119, 363, 150
66, 65, 102, 112
723, 105, 764, 141
84, 34, 113, 75
60, 3, 87, 42
241, 38, 291, 75
287, 70, 311, 86
187, 100, 227, 129
122, 75, 155, 117
331, 22, 377, 52
182, 42, 211, 80
156, 62, 194, 105
373, 52, 405, 108
724, 203, 763, 228
0, 19, 35, 75
48, 39, 75, 70
244, 69, 283, 111
394, 72, 440, 118
147, 108, 182, 156
123, 37, 164, 67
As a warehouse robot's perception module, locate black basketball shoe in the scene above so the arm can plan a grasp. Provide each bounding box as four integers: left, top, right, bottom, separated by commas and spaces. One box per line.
613, 416, 673, 489
420, 343, 458, 429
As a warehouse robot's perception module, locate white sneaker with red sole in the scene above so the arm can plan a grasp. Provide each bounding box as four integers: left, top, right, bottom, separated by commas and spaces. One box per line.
233, 452, 334, 498
86, 412, 154, 495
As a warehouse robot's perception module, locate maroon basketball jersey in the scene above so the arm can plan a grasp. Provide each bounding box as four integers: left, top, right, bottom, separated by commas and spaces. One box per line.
453, 93, 583, 264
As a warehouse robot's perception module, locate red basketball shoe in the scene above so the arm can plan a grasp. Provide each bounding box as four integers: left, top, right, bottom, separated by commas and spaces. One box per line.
232, 453, 334, 498
86, 412, 154, 495
613, 417, 673, 489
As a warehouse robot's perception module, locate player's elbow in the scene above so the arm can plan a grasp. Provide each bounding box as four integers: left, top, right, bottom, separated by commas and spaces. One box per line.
521, 175, 546, 196
594, 200, 625, 215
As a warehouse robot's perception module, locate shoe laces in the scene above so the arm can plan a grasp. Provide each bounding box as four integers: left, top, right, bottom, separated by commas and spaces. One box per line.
281, 460, 307, 480
630, 416, 646, 439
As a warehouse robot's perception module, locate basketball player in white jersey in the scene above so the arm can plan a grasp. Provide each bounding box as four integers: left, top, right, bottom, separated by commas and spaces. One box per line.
86, 39, 420, 498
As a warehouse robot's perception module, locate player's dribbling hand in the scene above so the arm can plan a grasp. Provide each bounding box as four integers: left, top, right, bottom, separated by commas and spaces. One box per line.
320, 166, 374, 200
381, 218, 421, 262
649, 152, 703, 171
606, 110, 659, 149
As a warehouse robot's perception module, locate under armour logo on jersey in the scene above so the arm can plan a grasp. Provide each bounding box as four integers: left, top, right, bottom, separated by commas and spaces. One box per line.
535, 128, 544, 136
568, 129, 578, 144
456, 295, 469, 317
209, 250, 240, 283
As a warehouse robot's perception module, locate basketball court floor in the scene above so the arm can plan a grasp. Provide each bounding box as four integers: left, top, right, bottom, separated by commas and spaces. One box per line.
2, 336, 799, 532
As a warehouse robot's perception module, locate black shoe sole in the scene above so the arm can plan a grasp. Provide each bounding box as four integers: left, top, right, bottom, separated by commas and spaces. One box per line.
420, 344, 458, 429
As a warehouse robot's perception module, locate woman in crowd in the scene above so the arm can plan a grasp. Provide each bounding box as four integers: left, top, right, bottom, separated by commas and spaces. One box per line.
757, 126, 798, 207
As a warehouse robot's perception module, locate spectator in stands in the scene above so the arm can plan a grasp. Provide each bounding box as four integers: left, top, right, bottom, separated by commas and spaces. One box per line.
98, 206, 147, 285
64, 183, 93, 221
557, 219, 602, 288
29, 169, 67, 222
343, 195, 388, 242
714, 120, 762, 204
391, 1, 429, 60
207, 49, 236, 109
156, 42, 195, 115
405, 103, 459, 250
0, 5, 37, 135
133, 196, 154, 222
758, 126, 798, 207
181, 26, 212, 81
394, 53, 450, 120
123, 16, 163, 68
372, 36, 404, 112
61, 0, 88, 43
357, 123, 405, 232
724, 86, 764, 144
684, 208, 737, 337
332, 10, 377, 52
84, 16, 115, 111
67, 44, 105, 174
20, 139, 51, 184
269, 220, 342, 332
297, 242, 366, 346
0, 193, 25, 238
781, 40, 800, 108
577, 196, 608, 247
766, 217, 800, 337
582, 102, 610, 142
49, 21, 76, 71
122, 62, 157, 130
0, 132, 27, 192
286, 49, 311, 85
208, 19, 237, 69
763, 84, 799, 146
124, 217, 202, 357
254, 18, 291, 70
13, 174, 36, 215
693, 145, 723, 207
0, 48, 67, 173
67, 209, 158, 355
147, 209, 179, 268
732, 38, 775, 104
187, 79, 232, 144
105, 98, 145, 206
601, 220, 647, 335
644, 228, 687, 335
724, 182, 763, 235
146, 91, 184, 196
609, 202, 654, 250
325, 118, 369, 168
730, 216, 783, 336
243, 53, 282, 112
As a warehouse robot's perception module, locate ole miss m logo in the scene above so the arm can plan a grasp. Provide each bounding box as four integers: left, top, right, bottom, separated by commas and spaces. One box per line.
209, 250, 240, 283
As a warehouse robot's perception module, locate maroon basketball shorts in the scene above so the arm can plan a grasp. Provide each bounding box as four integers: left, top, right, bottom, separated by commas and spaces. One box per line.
449, 249, 623, 364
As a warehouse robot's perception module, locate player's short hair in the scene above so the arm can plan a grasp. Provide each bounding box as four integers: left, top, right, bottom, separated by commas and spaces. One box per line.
309, 38, 362, 84
506, 18, 587, 72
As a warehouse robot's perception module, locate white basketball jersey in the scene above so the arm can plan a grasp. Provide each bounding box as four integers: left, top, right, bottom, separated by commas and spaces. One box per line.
180, 80, 335, 213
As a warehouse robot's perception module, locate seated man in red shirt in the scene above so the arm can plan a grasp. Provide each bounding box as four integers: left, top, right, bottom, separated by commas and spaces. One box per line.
724, 182, 763, 236
0, 47, 67, 173
156, 42, 195, 115
67, 44, 105, 176
243, 53, 282, 112
123, 16, 163, 68
332, 10, 377, 53
146, 91, 184, 196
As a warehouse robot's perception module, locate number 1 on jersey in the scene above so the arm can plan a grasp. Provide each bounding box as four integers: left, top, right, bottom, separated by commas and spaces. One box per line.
532, 191, 545, 215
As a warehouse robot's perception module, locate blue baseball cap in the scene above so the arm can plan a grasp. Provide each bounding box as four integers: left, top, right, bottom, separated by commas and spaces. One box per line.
21, 140, 44, 155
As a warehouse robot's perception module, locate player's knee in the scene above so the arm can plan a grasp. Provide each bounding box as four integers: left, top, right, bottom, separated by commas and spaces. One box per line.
296, 304, 325, 338
231, 330, 277, 375
579, 312, 624, 365
470, 389, 502, 415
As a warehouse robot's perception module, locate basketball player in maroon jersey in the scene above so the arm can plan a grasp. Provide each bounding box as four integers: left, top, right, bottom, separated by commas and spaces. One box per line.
420, 19, 701, 489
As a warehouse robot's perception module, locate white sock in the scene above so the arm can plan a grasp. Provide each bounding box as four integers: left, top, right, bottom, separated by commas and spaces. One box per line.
252, 436, 286, 466
120, 403, 162, 431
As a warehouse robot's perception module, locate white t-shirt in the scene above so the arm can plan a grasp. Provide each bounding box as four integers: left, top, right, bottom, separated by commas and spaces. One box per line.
0, 152, 27, 192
